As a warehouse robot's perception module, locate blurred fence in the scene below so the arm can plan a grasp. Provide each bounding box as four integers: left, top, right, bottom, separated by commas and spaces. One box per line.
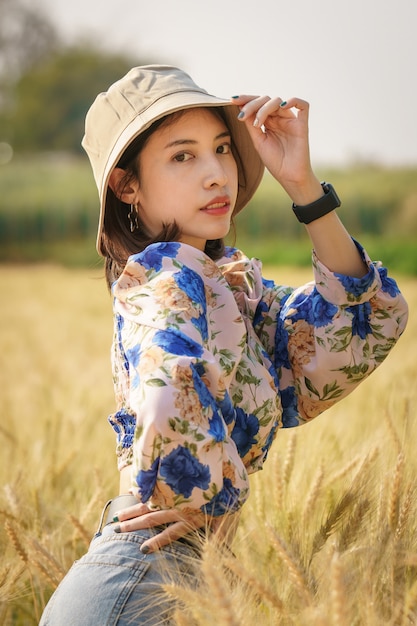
0, 157, 416, 273
0, 205, 96, 243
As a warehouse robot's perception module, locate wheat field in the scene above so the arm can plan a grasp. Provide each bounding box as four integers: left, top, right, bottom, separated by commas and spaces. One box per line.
0, 262, 416, 625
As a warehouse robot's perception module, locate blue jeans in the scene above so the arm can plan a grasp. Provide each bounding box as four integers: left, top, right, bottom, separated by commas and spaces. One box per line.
39, 521, 202, 625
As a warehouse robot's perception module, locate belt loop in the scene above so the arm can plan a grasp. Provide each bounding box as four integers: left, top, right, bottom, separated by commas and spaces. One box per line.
93, 499, 113, 539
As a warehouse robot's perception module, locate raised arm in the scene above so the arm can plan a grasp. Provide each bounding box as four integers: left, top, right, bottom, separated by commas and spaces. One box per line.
232, 94, 368, 277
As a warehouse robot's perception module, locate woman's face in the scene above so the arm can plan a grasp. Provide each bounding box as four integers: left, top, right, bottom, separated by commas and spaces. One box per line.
133, 108, 239, 251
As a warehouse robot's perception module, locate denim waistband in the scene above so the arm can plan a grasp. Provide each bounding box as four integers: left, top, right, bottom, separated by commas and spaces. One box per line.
105, 494, 139, 526
95, 495, 207, 554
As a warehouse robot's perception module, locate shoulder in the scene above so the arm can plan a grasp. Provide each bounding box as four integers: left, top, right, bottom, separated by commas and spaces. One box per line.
112, 243, 232, 330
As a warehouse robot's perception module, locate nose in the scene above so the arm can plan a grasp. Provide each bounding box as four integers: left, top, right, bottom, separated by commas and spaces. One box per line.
202, 154, 228, 189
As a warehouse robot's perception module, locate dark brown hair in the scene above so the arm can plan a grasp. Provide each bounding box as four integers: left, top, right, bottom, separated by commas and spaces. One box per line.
101, 108, 231, 289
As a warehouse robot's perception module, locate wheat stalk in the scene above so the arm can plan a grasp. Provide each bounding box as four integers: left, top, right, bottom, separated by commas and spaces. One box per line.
80, 486, 105, 526
0, 565, 11, 590
163, 582, 212, 624
384, 409, 403, 454
388, 453, 405, 532
329, 549, 349, 626
200, 545, 240, 626
302, 462, 324, 526
29, 538, 66, 580
269, 449, 284, 511
172, 606, 197, 626
310, 490, 356, 558
68, 513, 92, 547
31, 558, 61, 587
33, 489, 43, 540
267, 526, 313, 606
252, 478, 267, 529
337, 497, 371, 552
395, 483, 414, 541
223, 555, 285, 612
3, 484, 20, 519
4, 520, 28, 564
282, 431, 297, 486
349, 447, 379, 490
327, 453, 363, 486
401, 577, 417, 626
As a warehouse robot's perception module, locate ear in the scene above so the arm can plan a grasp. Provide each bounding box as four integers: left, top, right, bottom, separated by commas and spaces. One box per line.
108, 168, 140, 204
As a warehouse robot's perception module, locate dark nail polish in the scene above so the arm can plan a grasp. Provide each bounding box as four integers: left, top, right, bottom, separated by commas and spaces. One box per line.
113, 524, 121, 533
280, 101, 287, 107
140, 544, 150, 554
231, 95, 239, 99
112, 515, 119, 523
237, 111, 245, 119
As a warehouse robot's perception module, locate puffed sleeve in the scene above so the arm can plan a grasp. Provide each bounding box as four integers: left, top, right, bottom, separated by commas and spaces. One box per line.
253, 241, 408, 426
109, 243, 250, 518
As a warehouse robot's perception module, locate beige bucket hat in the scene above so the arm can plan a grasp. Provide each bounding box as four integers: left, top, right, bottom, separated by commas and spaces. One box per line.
82, 65, 265, 254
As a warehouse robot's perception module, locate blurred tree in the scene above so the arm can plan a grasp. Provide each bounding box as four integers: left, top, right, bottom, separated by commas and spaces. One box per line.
0, 0, 59, 104
0, 0, 141, 153
3, 46, 135, 152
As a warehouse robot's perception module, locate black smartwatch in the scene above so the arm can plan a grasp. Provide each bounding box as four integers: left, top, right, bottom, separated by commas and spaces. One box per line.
292, 182, 341, 224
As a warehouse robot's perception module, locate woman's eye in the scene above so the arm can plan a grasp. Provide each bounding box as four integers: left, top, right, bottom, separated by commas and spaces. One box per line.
217, 142, 232, 155
174, 152, 193, 162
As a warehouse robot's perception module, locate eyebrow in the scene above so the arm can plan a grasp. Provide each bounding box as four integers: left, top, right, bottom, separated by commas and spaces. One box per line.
164, 130, 231, 149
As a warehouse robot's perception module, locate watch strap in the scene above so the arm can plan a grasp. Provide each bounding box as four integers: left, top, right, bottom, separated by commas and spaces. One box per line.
292, 182, 341, 224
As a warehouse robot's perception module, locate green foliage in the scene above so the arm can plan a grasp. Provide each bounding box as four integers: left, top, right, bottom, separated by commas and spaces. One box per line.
6, 48, 136, 151
0, 0, 60, 84
236, 166, 417, 240
0, 0, 143, 153
1, 47, 136, 152
0, 155, 416, 275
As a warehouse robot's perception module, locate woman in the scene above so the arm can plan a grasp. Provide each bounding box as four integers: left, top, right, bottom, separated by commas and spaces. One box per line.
39, 65, 408, 625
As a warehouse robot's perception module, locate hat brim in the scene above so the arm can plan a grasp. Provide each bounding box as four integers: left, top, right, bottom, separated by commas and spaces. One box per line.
97, 92, 264, 253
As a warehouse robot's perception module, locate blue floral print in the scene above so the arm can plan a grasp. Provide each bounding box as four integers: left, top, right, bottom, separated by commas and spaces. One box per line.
136, 457, 160, 502
231, 408, 260, 457
109, 241, 408, 519
159, 446, 211, 498
311, 289, 339, 327
153, 328, 204, 357
208, 410, 226, 442
346, 302, 373, 339
274, 317, 291, 370
108, 410, 136, 449
379, 267, 401, 297
191, 312, 208, 341
217, 391, 235, 425
201, 478, 241, 516
335, 270, 375, 300
174, 266, 207, 308
279, 386, 300, 428
191, 364, 215, 408
136, 242, 180, 271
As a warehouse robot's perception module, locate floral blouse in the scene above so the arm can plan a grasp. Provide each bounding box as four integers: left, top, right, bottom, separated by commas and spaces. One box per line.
108, 241, 408, 518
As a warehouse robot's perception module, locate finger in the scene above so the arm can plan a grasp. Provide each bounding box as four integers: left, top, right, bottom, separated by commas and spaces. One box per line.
113, 502, 151, 522
251, 97, 292, 128
279, 97, 310, 110
230, 94, 262, 105
251, 97, 311, 129
140, 520, 203, 554
279, 97, 310, 120
117, 508, 183, 532
235, 95, 271, 123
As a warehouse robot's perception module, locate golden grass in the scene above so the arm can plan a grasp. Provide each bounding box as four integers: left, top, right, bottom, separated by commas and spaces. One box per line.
0, 263, 416, 625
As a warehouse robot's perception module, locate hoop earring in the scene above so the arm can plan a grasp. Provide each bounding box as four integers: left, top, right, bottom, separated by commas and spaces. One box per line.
128, 204, 139, 232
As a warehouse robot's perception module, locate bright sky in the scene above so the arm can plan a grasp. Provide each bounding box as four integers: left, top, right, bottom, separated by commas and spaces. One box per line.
35, 0, 416, 166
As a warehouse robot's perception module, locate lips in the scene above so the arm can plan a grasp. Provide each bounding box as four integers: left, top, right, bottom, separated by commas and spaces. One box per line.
205, 201, 228, 209
201, 196, 231, 212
